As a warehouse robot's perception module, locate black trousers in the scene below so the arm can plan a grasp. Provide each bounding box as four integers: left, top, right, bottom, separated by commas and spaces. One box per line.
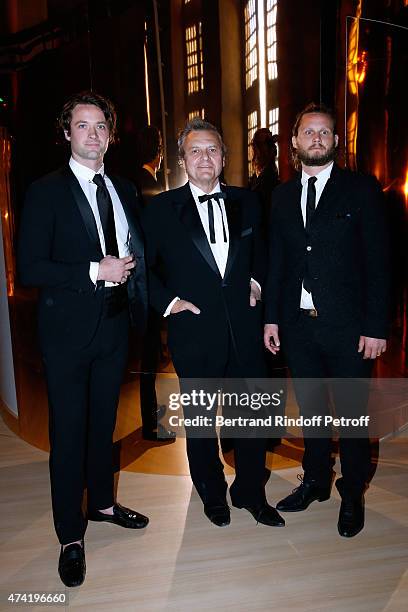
139, 307, 161, 432
282, 313, 373, 498
42, 300, 129, 544
176, 336, 268, 508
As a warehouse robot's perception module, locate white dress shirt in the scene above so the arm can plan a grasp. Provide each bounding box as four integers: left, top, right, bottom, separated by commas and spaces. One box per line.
69, 157, 130, 287
300, 162, 333, 309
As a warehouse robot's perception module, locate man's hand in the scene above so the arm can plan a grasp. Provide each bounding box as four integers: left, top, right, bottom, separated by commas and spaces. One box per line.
170, 299, 200, 315
97, 255, 135, 284
249, 280, 261, 307
264, 323, 280, 354
358, 336, 387, 360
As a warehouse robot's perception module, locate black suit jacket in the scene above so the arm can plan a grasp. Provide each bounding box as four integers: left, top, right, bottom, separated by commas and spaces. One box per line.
18, 165, 148, 350
135, 167, 163, 208
141, 182, 266, 375
265, 164, 390, 338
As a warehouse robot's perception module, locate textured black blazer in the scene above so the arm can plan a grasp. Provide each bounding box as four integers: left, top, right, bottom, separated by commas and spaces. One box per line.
141, 182, 266, 374
18, 165, 148, 350
265, 164, 390, 338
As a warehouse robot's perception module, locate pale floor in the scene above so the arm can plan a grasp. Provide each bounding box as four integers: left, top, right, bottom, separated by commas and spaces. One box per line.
1, 416, 408, 612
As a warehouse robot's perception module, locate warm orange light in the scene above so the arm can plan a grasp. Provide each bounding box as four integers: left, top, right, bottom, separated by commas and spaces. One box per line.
356, 50, 367, 84
403, 168, 408, 202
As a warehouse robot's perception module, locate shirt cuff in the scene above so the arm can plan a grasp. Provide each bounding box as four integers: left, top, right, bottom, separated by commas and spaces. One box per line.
164, 297, 180, 317
250, 278, 261, 294
90, 262, 99, 285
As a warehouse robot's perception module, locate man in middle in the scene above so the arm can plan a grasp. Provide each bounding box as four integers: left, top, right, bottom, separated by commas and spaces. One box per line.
142, 117, 284, 528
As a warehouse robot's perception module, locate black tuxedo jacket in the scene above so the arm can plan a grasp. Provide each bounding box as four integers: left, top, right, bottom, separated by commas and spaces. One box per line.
265, 164, 390, 338
141, 182, 266, 375
18, 165, 148, 350
135, 167, 163, 208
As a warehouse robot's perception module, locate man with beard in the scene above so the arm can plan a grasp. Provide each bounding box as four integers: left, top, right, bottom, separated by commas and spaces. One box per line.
264, 103, 389, 537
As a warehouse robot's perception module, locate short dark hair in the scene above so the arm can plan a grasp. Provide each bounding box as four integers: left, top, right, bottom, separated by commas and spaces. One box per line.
292, 102, 336, 137
58, 91, 117, 143
177, 117, 226, 159
138, 125, 162, 164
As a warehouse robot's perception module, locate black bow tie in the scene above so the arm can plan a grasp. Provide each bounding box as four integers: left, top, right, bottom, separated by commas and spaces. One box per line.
197, 192, 227, 244
197, 192, 227, 203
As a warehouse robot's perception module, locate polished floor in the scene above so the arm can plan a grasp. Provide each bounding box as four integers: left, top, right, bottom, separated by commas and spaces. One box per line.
1, 412, 408, 611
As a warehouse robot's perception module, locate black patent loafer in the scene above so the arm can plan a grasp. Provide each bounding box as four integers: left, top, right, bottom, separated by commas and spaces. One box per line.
204, 504, 231, 527
58, 541, 85, 588
233, 502, 285, 526
88, 503, 149, 529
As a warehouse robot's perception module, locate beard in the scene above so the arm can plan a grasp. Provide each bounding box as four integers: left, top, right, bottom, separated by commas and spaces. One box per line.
296, 144, 337, 167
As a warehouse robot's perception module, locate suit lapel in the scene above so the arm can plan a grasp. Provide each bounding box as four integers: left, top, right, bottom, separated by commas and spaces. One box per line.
223, 190, 241, 280
110, 175, 144, 258
62, 165, 103, 256
292, 177, 305, 232
173, 183, 221, 277
312, 163, 342, 225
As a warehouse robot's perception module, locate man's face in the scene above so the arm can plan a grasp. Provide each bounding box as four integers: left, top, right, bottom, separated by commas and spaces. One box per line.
292, 112, 338, 168
182, 130, 225, 191
64, 104, 110, 169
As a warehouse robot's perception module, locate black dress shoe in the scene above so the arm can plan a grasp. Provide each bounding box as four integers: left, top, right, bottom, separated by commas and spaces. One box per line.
338, 496, 364, 537
204, 504, 231, 527
276, 476, 331, 512
88, 503, 149, 529
233, 502, 285, 526
58, 541, 85, 587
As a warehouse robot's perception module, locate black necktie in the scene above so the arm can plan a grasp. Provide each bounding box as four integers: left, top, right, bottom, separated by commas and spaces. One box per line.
197, 192, 227, 244
303, 176, 317, 294
305, 175, 317, 232
93, 173, 119, 257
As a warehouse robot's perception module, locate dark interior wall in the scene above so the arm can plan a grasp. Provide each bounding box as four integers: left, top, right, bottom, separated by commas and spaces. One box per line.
276, 0, 323, 181
10, 1, 147, 210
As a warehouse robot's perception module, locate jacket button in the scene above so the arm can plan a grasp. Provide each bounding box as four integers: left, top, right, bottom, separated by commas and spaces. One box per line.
45, 298, 54, 306
306, 246, 312, 251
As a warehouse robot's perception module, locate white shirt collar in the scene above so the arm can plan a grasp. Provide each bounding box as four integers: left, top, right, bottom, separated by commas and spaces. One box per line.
301, 161, 333, 186
189, 181, 222, 201
69, 156, 104, 182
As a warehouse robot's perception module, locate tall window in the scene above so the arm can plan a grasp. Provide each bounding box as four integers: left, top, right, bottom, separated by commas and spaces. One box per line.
243, 1, 279, 177
185, 23, 204, 94
266, 0, 278, 80
245, 0, 258, 90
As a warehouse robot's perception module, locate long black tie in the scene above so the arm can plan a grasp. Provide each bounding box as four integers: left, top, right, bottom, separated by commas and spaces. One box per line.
197, 192, 227, 244
303, 176, 317, 294
93, 173, 119, 257
305, 175, 317, 232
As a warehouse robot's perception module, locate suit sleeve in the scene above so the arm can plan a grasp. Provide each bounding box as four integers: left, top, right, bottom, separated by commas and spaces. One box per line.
140, 199, 177, 314
248, 191, 267, 287
358, 176, 390, 338
17, 182, 95, 292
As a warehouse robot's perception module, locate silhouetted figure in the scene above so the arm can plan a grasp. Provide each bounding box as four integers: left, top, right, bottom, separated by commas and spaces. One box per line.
249, 128, 279, 229
136, 126, 175, 441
